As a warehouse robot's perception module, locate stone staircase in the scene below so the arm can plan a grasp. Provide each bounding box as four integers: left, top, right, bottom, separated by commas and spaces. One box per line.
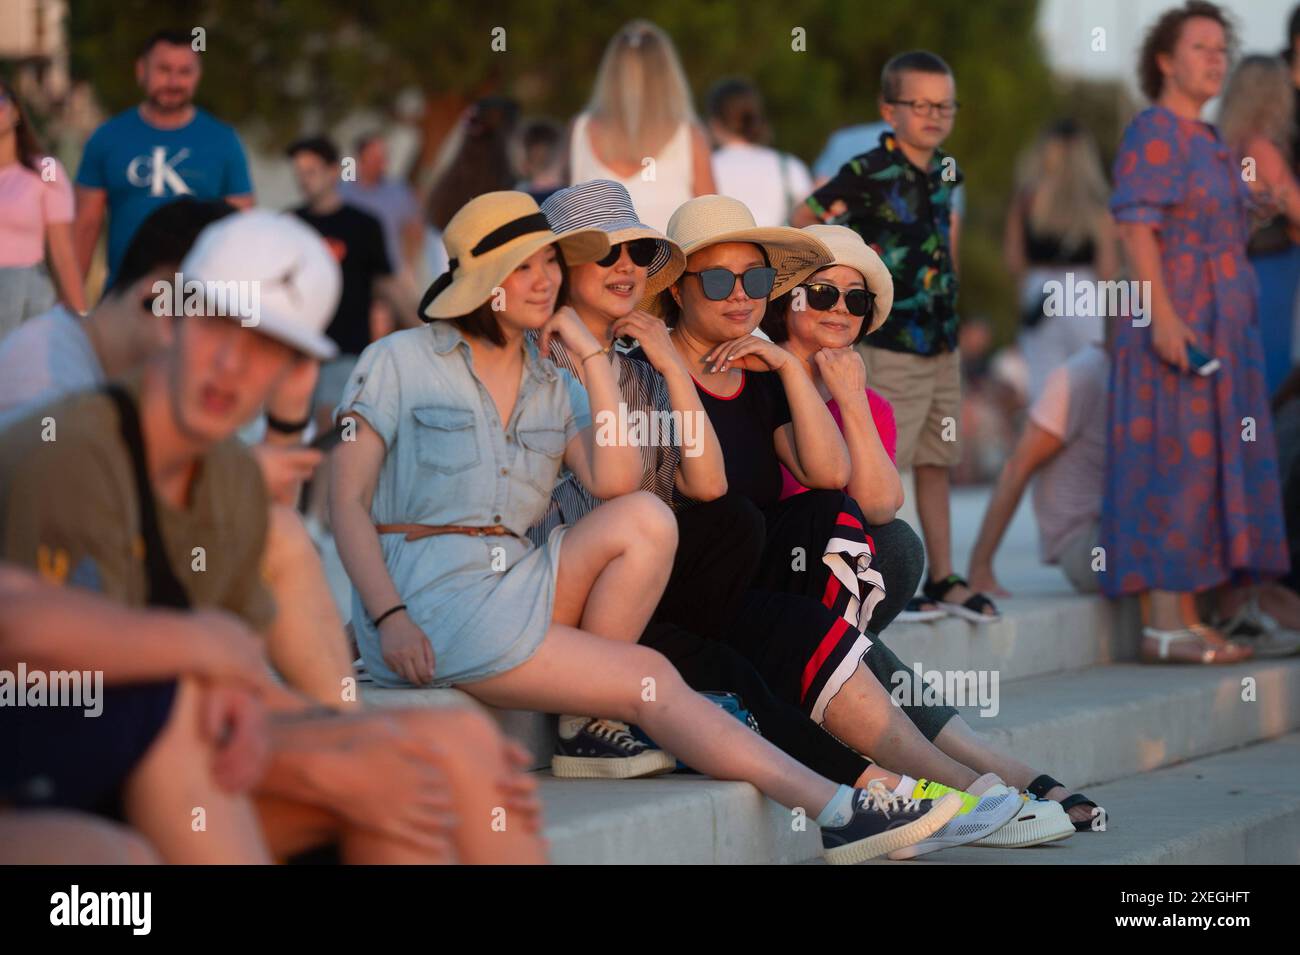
349, 488, 1300, 864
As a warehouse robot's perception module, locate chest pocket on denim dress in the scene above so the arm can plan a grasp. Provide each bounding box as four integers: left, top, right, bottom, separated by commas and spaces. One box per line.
516, 426, 567, 495
412, 405, 481, 475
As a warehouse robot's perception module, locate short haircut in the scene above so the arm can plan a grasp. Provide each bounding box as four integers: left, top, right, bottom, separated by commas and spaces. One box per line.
1138, 1, 1236, 101
108, 198, 237, 297
286, 135, 340, 166
139, 29, 196, 59
880, 50, 953, 102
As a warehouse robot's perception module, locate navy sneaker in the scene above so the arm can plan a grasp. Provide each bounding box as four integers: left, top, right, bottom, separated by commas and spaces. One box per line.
551, 717, 677, 779
821, 781, 964, 865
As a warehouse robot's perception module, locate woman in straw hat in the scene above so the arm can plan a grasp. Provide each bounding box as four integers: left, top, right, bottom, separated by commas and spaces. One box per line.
525, 184, 1064, 852
764, 224, 1091, 838
329, 189, 964, 864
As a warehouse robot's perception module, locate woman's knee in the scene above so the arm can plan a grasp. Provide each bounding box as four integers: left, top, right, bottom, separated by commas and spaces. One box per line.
616, 492, 678, 551
873, 518, 926, 585
623, 645, 687, 723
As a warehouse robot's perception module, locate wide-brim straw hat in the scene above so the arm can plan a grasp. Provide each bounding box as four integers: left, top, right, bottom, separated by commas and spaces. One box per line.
421, 191, 610, 320
647, 194, 833, 314
541, 180, 685, 300
800, 224, 894, 334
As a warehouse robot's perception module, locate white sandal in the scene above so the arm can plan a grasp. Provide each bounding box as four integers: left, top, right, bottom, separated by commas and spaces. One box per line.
1141, 625, 1247, 664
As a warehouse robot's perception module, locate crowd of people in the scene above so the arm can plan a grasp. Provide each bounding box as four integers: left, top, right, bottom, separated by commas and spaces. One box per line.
0, 1, 1298, 865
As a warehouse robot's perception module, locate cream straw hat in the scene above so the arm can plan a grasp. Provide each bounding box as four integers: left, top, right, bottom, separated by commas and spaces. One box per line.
800, 224, 894, 334
420, 191, 610, 319
648, 194, 833, 313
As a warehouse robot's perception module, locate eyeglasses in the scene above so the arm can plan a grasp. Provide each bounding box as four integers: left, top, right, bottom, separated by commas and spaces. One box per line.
596, 238, 659, 269
685, 266, 777, 301
798, 283, 875, 318
886, 99, 959, 119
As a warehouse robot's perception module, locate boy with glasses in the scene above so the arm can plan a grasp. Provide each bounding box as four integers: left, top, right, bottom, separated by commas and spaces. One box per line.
795, 51, 998, 622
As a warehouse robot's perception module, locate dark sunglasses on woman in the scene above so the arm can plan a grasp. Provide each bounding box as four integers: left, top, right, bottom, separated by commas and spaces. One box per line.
685, 266, 777, 301
799, 282, 875, 318
596, 238, 659, 268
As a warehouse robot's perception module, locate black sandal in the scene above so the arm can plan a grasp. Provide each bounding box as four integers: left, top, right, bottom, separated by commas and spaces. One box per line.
923, 573, 1001, 623
1028, 774, 1103, 832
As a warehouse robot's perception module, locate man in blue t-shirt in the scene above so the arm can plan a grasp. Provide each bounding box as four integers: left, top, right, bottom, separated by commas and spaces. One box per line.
73, 29, 255, 288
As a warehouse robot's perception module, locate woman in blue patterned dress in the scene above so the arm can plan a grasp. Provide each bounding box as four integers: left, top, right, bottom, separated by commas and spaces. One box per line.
1103, 1, 1289, 663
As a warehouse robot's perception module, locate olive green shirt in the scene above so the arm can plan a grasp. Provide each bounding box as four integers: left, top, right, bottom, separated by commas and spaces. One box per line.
0, 379, 275, 628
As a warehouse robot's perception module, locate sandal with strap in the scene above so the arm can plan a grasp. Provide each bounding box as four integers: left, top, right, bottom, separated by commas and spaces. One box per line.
1142, 625, 1251, 664
1027, 773, 1103, 833
922, 574, 1001, 624
898, 595, 947, 623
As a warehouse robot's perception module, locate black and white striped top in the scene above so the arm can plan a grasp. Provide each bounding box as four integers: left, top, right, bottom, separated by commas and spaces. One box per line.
526, 334, 680, 545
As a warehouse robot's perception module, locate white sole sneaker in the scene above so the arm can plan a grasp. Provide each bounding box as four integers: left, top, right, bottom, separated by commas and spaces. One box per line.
971, 795, 1075, 848
935, 600, 1001, 624
887, 785, 1023, 859
824, 793, 964, 865
550, 750, 677, 779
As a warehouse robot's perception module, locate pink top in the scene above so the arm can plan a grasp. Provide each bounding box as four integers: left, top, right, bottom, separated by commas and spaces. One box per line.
780, 387, 897, 499
0, 158, 74, 268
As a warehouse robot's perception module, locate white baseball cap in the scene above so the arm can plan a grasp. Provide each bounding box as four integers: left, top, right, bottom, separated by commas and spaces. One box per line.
180, 209, 340, 360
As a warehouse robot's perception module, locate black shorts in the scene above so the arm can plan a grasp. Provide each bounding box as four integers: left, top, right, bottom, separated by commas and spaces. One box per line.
0, 681, 179, 820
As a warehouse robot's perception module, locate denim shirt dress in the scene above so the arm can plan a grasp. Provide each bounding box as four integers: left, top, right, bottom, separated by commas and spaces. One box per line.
337, 321, 591, 687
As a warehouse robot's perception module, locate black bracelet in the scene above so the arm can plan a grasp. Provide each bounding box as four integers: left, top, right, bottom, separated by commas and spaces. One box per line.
266, 411, 313, 434
373, 603, 407, 628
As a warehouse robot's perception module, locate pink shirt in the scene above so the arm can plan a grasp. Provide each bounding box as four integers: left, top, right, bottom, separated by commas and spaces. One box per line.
0, 158, 74, 268
780, 387, 897, 499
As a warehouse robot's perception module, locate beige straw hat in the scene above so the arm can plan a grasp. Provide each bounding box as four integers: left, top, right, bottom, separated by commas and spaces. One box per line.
421, 191, 610, 320
800, 224, 894, 334
647, 195, 833, 314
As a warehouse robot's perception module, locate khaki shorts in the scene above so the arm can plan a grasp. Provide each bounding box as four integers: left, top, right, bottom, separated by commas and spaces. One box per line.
858, 345, 962, 469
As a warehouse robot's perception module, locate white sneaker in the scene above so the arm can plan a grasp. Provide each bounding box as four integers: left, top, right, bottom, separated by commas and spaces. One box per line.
972, 794, 1075, 848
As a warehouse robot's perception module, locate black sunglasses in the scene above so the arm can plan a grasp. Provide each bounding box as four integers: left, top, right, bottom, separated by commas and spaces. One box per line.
799, 282, 875, 318
596, 238, 659, 268
685, 266, 777, 302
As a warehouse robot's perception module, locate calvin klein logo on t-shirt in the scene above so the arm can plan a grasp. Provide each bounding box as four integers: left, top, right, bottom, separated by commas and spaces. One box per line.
126, 146, 194, 197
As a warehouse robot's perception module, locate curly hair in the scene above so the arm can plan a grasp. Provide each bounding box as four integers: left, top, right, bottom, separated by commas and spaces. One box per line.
1138, 1, 1237, 101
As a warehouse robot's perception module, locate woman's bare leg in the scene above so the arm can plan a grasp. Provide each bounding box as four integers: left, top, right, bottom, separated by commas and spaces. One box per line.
469, 626, 837, 812
122, 678, 272, 864
551, 492, 677, 642
824, 663, 980, 790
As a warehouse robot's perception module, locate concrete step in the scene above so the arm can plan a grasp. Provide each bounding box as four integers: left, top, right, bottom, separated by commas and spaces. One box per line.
538, 731, 1300, 866
881, 590, 1139, 685
885, 732, 1300, 865
530, 660, 1300, 862
954, 658, 1300, 789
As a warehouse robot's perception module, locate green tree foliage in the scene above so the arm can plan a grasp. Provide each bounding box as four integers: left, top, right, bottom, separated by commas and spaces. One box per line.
66, 0, 1128, 339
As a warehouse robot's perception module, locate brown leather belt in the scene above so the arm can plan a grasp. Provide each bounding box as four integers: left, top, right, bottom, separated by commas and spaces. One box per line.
376, 522, 519, 541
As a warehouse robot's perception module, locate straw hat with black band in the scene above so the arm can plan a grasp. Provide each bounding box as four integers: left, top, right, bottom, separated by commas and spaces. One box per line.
649, 194, 833, 315
799, 224, 894, 335
420, 191, 610, 320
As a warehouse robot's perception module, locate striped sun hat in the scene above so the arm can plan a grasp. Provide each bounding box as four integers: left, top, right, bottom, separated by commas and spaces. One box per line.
541, 180, 686, 302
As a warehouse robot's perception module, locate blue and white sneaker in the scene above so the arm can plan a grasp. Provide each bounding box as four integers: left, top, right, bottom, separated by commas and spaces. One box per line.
821, 781, 964, 865
551, 716, 677, 779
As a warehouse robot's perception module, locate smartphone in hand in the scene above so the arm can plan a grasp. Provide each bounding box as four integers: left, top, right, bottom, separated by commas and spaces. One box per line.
1185, 344, 1220, 377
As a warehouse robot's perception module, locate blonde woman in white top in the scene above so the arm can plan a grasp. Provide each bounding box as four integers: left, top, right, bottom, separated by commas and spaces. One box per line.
568, 20, 715, 231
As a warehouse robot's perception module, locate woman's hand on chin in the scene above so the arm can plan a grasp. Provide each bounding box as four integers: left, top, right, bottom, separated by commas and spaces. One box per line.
539, 305, 602, 361
705, 334, 792, 374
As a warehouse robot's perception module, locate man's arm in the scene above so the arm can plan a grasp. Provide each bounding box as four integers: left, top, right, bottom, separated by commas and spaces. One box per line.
72, 186, 107, 280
